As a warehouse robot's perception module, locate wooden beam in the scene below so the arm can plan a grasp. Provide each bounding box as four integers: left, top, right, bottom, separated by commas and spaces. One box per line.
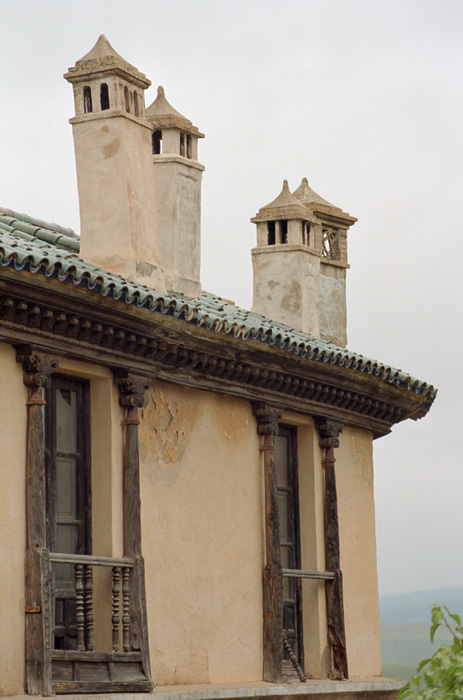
253, 403, 283, 683
15, 345, 59, 696
315, 418, 348, 680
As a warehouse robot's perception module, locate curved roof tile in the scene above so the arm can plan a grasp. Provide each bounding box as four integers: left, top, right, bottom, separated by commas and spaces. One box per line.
0, 212, 436, 404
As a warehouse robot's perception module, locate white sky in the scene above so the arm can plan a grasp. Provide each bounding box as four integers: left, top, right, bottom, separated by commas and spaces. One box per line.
0, 0, 462, 598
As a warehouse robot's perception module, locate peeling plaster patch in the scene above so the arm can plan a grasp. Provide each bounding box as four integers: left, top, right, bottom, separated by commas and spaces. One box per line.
267, 279, 281, 291
281, 280, 301, 314
139, 383, 200, 483
102, 137, 120, 159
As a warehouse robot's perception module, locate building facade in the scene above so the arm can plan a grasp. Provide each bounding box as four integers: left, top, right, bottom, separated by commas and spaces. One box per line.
0, 36, 435, 700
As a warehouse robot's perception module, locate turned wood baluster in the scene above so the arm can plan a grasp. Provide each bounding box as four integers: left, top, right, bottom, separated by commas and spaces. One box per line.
75, 564, 85, 651
84, 565, 94, 651
112, 567, 121, 652
122, 567, 131, 652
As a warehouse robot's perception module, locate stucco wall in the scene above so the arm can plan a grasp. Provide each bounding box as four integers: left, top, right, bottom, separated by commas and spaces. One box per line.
319, 263, 347, 347
73, 114, 164, 290
152, 158, 203, 296
139, 381, 263, 684
251, 246, 320, 335
0, 343, 27, 695
336, 426, 382, 677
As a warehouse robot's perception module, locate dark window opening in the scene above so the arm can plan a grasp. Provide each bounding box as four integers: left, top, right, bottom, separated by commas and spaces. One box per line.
275, 426, 304, 675
180, 133, 185, 157
186, 135, 192, 158
45, 375, 91, 651
152, 130, 162, 155
133, 90, 139, 117
280, 220, 288, 244
100, 83, 110, 111
267, 221, 276, 245
124, 86, 130, 113
305, 224, 311, 247
83, 86, 93, 114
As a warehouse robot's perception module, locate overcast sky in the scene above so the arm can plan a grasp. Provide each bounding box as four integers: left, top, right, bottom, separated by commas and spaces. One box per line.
0, 0, 462, 599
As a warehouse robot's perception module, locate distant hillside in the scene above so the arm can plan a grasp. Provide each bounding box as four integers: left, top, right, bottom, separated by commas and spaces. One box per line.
380, 587, 463, 625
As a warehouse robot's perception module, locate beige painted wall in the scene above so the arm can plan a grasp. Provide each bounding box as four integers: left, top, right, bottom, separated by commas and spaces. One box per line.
0, 344, 383, 693
139, 381, 263, 684
0, 343, 27, 695
336, 425, 382, 677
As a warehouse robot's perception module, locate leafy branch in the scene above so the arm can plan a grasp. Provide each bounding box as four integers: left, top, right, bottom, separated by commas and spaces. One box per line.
399, 605, 463, 699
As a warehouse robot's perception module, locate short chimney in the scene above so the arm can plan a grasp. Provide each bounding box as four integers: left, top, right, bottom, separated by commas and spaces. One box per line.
64, 36, 165, 291
251, 178, 356, 346
145, 86, 205, 297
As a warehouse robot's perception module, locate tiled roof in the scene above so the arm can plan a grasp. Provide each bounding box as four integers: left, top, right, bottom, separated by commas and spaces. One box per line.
0, 208, 437, 404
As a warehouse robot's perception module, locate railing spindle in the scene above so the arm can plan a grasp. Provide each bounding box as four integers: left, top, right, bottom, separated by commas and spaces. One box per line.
122, 567, 131, 652
112, 567, 121, 652
75, 564, 85, 651
84, 564, 94, 651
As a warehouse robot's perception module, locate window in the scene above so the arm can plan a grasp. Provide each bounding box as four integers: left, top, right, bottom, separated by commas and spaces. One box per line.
186, 134, 192, 158
180, 132, 185, 156
274, 426, 303, 673
100, 83, 110, 111
267, 221, 276, 245
280, 220, 288, 244
303, 223, 311, 247
152, 130, 162, 154
124, 85, 130, 112
322, 227, 340, 259
83, 86, 93, 114
45, 376, 91, 650
133, 90, 139, 117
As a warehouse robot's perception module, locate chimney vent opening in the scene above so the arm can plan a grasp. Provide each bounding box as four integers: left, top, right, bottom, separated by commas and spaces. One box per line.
100, 83, 110, 111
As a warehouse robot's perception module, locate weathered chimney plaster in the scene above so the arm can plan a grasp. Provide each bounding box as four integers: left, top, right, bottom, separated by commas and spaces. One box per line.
65, 35, 165, 291
146, 87, 205, 298
251, 179, 357, 347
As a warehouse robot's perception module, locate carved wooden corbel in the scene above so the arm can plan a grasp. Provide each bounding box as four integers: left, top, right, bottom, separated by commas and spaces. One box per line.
15, 345, 59, 696
252, 402, 283, 683
315, 418, 348, 680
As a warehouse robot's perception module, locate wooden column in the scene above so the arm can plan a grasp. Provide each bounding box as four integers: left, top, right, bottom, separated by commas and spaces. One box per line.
315, 418, 348, 680
114, 371, 152, 681
16, 345, 59, 696
253, 403, 283, 683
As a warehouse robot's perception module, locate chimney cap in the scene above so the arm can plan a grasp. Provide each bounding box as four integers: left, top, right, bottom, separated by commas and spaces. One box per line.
64, 34, 151, 89
146, 85, 204, 137
251, 179, 313, 222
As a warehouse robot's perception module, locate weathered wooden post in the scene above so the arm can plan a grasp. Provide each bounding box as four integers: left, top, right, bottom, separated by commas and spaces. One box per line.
253, 402, 283, 683
114, 370, 152, 679
16, 345, 59, 696
315, 418, 348, 680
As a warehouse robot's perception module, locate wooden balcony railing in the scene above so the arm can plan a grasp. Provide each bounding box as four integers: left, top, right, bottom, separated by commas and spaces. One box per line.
46, 552, 151, 693
49, 552, 135, 653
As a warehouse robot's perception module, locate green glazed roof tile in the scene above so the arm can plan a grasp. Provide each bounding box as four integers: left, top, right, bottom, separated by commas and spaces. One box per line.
0, 209, 437, 411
